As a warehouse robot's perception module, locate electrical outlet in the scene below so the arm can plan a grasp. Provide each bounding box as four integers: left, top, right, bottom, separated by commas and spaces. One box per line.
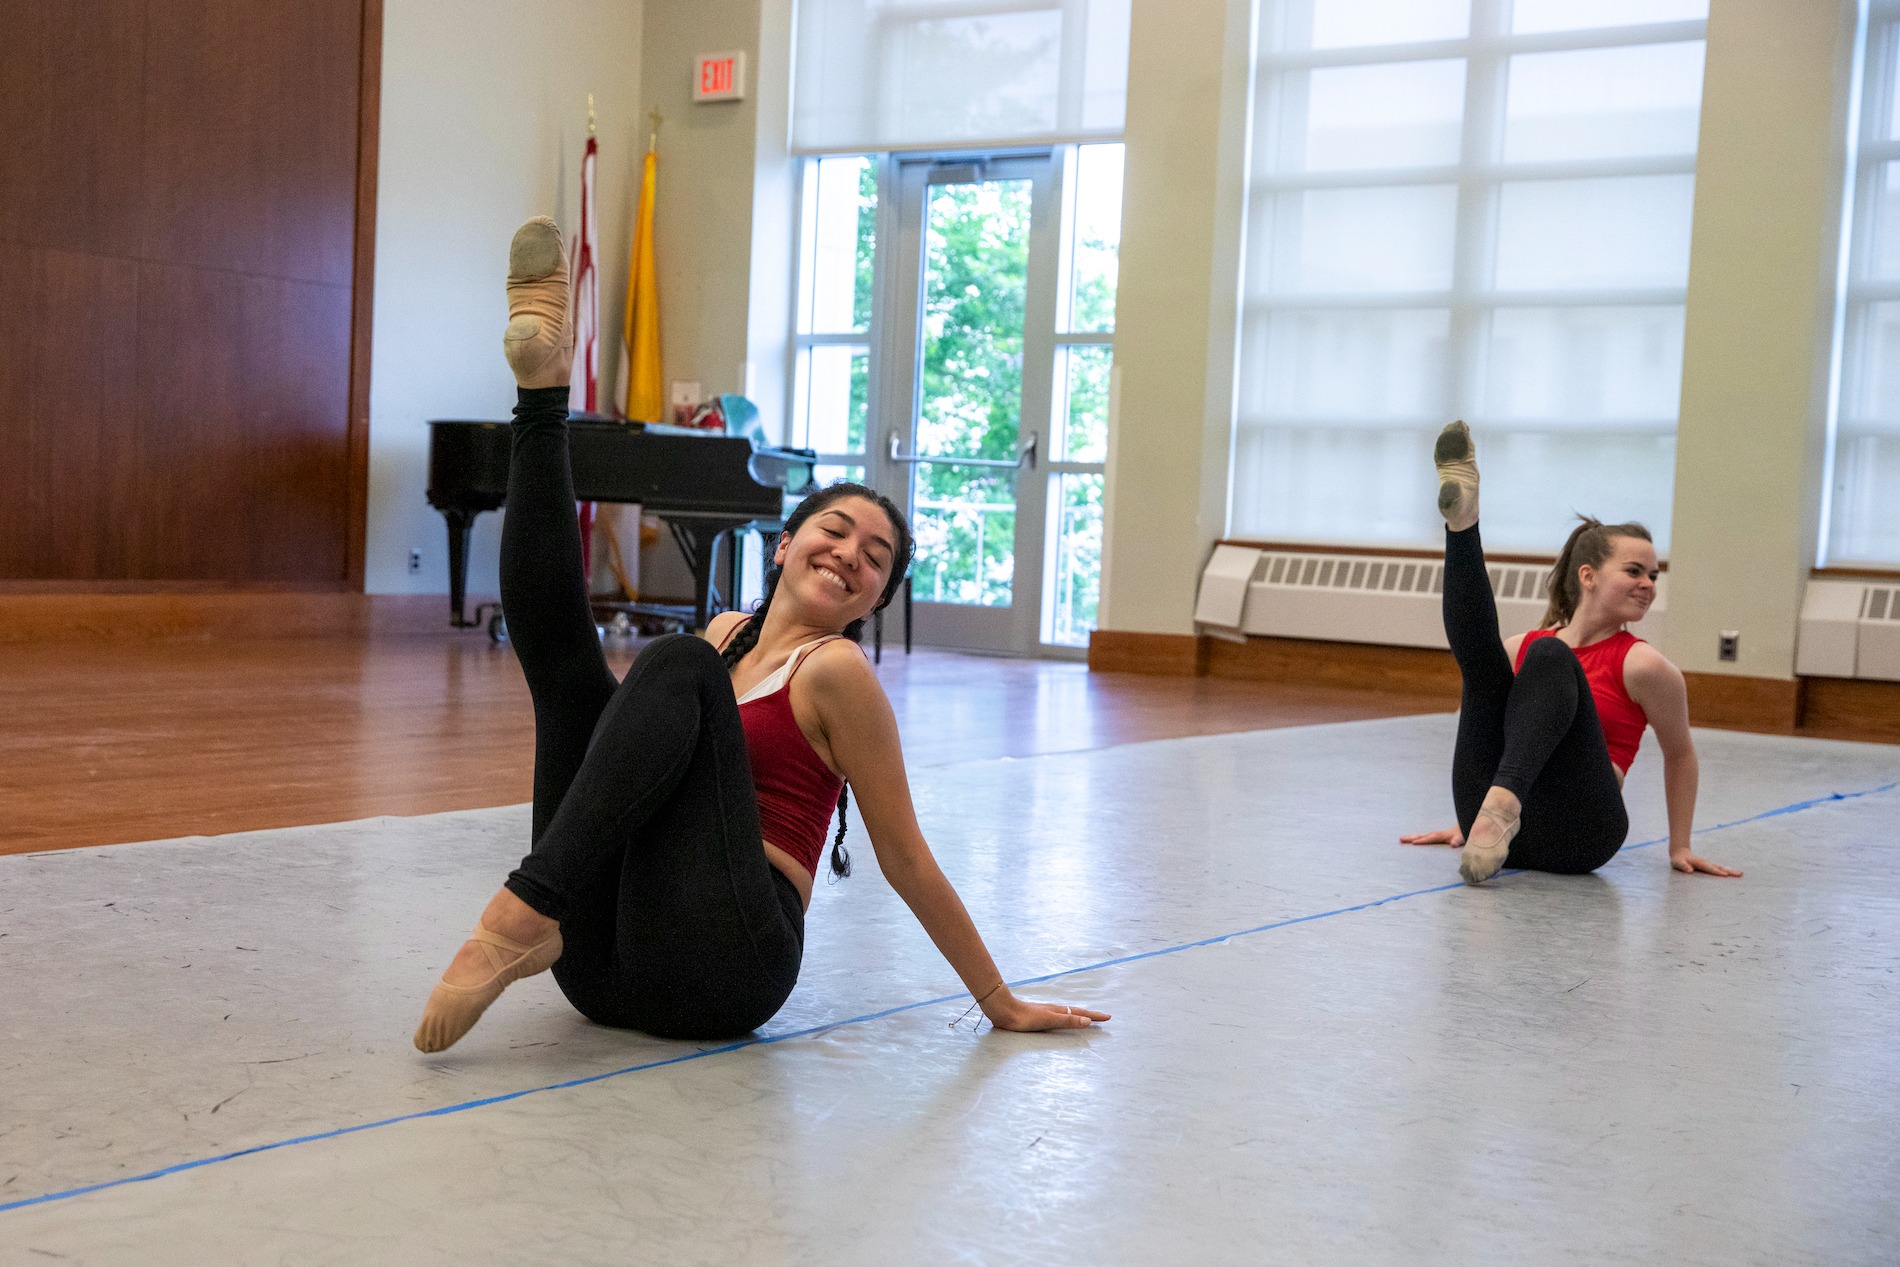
1718, 630, 1739, 662
408, 548, 422, 574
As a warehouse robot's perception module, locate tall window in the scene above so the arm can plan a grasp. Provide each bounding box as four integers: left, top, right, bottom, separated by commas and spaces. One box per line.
1232, 0, 1708, 553
1045, 143, 1123, 645
1827, 0, 1900, 566
791, 155, 878, 485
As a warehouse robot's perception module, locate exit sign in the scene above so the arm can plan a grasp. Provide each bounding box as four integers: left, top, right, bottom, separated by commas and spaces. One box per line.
694, 51, 746, 102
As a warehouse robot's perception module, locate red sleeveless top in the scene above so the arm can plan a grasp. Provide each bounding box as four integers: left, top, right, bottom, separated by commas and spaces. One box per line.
725, 633, 848, 878
1516, 629, 1649, 773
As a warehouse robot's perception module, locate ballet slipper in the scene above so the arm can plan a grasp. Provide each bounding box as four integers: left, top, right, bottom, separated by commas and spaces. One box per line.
413, 923, 563, 1053
1434, 420, 1480, 532
1458, 804, 1520, 886
502, 216, 574, 390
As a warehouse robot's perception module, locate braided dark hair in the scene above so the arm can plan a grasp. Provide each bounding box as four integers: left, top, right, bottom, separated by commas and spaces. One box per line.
720, 482, 915, 879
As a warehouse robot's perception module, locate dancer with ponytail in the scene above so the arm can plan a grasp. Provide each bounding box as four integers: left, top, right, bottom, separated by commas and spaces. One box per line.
1400, 421, 1742, 885
414, 218, 1108, 1051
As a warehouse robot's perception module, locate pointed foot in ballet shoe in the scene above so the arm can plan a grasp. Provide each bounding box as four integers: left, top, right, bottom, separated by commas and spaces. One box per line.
1458, 844, 1507, 886
1458, 807, 1520, 886
509, 215, 564, 280
413, 924, 563, 1054
1434, 420, 1480, 532
503, 217, 574, 390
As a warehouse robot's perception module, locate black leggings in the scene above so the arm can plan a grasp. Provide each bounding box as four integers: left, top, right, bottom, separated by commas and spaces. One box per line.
499, 386, 803, 1040
1444, 524, 1628, 874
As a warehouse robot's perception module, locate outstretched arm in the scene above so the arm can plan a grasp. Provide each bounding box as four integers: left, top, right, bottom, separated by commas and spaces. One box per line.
804, 649, 1110, 1031
1624, 645, 1740, 878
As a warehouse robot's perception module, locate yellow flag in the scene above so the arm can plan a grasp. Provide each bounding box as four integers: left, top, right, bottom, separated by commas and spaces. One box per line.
622, 147, 663, 422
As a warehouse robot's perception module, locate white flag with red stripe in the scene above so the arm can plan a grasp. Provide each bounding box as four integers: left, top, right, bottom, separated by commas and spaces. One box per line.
568, 135, 601, 416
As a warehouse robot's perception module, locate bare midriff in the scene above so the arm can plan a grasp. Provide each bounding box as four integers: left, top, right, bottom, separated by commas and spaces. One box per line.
763, 841, 814, 910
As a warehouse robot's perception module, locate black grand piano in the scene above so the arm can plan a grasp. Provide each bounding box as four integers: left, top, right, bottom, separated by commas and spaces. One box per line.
426, 419, 818, 635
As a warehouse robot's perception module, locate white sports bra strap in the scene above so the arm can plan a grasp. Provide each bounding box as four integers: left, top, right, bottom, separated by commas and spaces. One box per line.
735, 636, 841, 706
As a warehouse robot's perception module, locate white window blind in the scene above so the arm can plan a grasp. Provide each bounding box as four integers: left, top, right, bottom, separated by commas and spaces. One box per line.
1826, 0, 1900, 566
1230, 0, 1707, 553
791, 0, 1131, 155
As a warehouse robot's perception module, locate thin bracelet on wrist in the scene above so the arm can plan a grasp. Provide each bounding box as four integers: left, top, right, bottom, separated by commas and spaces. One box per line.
949, 981, 1010, 1031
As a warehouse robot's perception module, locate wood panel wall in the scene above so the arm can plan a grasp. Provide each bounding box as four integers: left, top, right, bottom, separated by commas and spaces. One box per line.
0, 0, 375, 586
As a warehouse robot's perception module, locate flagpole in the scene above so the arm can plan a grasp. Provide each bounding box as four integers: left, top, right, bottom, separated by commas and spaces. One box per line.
572, 94, 602, 578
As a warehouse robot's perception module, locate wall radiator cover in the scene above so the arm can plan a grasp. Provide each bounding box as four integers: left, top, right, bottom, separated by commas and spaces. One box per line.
1195, 545, 1669, 653
1797, 578, 1900, 681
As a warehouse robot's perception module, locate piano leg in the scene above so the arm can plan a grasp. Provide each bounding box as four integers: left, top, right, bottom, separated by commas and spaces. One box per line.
717, 528, 752, 620
444, 508, 479, 627
665, 521, 716, 632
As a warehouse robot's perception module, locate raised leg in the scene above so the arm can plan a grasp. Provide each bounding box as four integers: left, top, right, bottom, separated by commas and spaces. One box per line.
414, 217, 594, 1053
503, 386, 618, 842
493, 217, 617, 841
1444, 522, 1515, 837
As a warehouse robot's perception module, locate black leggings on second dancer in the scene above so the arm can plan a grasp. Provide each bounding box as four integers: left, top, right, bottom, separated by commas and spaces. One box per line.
1444, 524, 1628, 874
498, 386, 803, 1039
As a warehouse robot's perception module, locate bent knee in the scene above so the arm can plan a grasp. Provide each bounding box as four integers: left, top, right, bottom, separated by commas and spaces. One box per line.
638, 630, 728, 675
1520, 636, 1579, 670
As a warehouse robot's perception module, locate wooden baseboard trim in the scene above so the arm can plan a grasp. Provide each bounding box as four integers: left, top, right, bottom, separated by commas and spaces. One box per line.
1087, 629, 1461, 697
1087, 630, 1206, 676
1088, 632, 1895, 743
0, 580, 356, 595
1682, 671, 1801, 735
1203, 634, 1462, 698
0, 592, 493, 642
1797, 676, 1900, 745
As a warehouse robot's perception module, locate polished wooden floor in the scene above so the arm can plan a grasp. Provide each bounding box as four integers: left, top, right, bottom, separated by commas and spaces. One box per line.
2, 634, 1450, 855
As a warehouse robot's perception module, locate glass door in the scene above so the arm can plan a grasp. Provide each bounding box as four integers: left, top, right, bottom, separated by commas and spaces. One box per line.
877, 155, 1057, 654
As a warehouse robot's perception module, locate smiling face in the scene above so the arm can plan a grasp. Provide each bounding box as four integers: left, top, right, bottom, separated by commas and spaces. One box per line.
771, 495, 899, 630
1576, 534, 1659, 626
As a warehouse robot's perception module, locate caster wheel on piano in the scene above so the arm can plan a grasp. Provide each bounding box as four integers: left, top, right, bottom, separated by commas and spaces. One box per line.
488, 613, 508, 645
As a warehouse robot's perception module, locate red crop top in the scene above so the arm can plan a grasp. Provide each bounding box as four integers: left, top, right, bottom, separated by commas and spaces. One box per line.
1516, 628, 1649, 773
725, 633, 848, 877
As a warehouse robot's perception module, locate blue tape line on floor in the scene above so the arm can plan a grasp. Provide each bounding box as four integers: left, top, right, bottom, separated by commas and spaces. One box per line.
4, 775, 1894, 1216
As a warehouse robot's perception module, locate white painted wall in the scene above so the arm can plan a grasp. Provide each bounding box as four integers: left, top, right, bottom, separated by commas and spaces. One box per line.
364, 0, 643, 596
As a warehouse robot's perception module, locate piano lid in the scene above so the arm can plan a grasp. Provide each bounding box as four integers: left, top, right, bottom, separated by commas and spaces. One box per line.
426, 418, 815, 517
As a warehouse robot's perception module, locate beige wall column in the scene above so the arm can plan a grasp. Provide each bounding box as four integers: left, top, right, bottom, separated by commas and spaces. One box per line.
1667, 0, 1860, 693
1095, 0, 1254, 649
639, 0, 771, 416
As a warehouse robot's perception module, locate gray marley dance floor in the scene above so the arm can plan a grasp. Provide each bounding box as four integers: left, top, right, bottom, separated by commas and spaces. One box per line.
3, 714, 1897, 1265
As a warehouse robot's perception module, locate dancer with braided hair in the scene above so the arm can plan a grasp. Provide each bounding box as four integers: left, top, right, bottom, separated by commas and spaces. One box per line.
414, 218, 1109, 1051
1399, 421, 1742, 886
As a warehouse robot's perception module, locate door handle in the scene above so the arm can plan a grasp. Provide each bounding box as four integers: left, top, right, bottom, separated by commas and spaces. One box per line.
888, 430, 1038, 470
